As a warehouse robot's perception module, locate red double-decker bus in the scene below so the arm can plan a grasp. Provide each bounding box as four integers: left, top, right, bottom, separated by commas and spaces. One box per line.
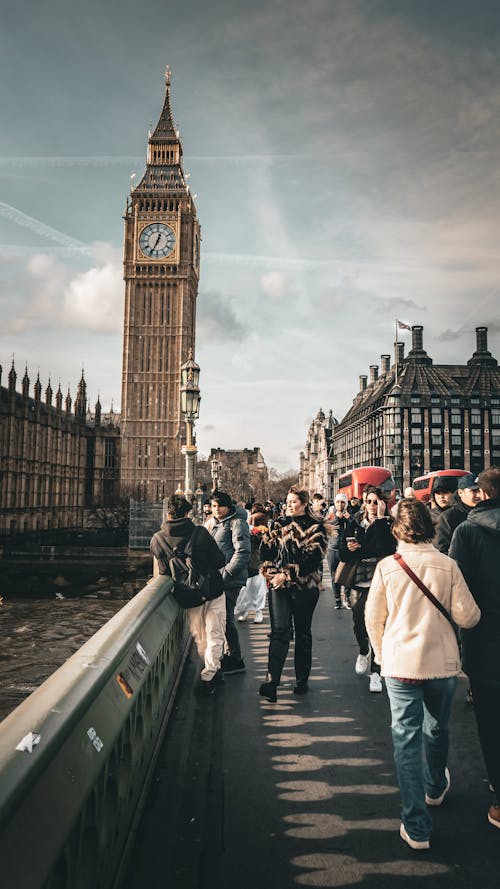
337, 466, 396, 507
412, 469, 470, 503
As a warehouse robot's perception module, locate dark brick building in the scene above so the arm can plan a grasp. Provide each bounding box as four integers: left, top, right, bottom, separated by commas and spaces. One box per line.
0, 362, 120, 535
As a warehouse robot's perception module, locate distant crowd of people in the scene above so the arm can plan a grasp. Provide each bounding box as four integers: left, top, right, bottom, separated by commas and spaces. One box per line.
150, 466, 500, 851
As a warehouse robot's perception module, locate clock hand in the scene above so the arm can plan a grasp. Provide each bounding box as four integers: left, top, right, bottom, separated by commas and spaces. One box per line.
152, 233, 162, 248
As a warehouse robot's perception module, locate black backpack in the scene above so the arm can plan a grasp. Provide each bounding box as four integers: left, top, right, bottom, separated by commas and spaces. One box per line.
154, 526, 224, 608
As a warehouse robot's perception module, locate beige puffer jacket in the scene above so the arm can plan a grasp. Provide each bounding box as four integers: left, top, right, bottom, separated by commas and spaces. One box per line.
365, 542, 480, 680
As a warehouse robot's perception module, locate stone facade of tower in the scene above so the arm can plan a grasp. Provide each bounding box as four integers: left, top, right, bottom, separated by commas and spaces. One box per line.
120, 69, 201, 502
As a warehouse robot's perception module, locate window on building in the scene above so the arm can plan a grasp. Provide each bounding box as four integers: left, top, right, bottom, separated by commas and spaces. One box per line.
411, 430, 422, 445
451, 433, 462, 446
411, 408, 422, 423
411, 396, 421, 404
491, 409, 500, 426
451, 409, 461, 426
104, 439, 116, 469
431, 432, 442, 446
471, 430, 482, 447
431, 409, 442, 425
471, 409, 481, 426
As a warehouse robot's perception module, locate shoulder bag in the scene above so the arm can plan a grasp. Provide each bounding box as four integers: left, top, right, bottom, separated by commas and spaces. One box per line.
392, 553, 453, 625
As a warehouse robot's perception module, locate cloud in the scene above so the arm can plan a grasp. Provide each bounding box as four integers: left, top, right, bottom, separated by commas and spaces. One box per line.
1, 243, 123, 335
197, 288, 250, 342
64, 262, 123, 333
260, 271, 290, 300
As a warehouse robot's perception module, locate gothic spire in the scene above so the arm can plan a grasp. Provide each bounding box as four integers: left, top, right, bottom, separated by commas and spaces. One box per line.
34, 372, 42, 402
8, 358, 17, 392
134, 67, 189, 195
151, 66, 179, 143
45, 378, 53, 407
22, 365, 30, 398
56, 382, 63, 411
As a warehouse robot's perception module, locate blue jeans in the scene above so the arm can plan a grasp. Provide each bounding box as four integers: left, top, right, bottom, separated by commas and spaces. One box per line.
385, 676, 458, 841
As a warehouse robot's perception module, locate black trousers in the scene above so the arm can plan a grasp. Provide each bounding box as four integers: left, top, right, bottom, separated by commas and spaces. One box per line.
470, 680, 500, 800
267, 584, 320, 685
350, 586, 380, 674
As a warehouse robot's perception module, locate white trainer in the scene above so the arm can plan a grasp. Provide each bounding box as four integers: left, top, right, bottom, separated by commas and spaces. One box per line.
355, 649, 371, 675
237, 612, 248, 622
254, 611, 263, 623
425, 768, 451, 806
400, 823, 430, 850
369, 672, 383, 693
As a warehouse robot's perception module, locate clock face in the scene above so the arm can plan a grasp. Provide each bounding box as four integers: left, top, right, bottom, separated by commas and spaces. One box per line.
139, 223, 176, 258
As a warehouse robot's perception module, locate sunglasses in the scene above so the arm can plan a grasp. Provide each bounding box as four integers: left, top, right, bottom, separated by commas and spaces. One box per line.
366, 498, 379, 504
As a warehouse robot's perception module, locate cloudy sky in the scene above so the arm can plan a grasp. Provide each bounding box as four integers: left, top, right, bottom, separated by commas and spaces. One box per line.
1, 0, 500, 472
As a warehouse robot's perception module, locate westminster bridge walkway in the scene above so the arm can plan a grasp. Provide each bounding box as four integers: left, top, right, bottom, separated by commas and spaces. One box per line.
1, 566, 499, 889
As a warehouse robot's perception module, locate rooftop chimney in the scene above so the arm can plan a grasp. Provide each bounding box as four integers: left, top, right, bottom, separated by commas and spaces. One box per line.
381, 354, 391, 373
369, 365, 379, 383
476, 326, 488, 353
395, 341, 405, 365
359, 374, 367, 392
468, 325, 497, 367
412, 325, 424, 352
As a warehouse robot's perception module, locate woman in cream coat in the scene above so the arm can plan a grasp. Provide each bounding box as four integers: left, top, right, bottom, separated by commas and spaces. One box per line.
365, 498, 480, 851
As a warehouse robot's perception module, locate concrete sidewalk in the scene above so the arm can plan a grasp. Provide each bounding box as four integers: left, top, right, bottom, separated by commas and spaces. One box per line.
127, 571, 500, 888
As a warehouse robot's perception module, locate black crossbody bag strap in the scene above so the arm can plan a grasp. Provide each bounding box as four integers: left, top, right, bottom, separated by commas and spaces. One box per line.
393, 553, 454, 625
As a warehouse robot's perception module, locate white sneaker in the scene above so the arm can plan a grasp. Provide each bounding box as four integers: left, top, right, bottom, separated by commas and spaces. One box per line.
355, 648, 371, 675
400, 823, 430, 850
369, 672, 383, 693
254, 611, 263, 623
237, 612, 248, 622
425, 768, 450, 806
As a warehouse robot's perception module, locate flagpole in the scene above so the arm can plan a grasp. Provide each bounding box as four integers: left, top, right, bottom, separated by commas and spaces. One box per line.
395, 318, 398, 387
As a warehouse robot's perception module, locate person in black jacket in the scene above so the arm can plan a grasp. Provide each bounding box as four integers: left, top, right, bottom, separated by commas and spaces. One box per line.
339, 485, 396, 693
449, 467, 500, 830
258, 486, 327, 702
151, 495, 226, 696
434, 473, 481, 553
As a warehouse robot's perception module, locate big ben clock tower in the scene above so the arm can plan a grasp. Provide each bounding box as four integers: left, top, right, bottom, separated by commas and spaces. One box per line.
120, 67, 201, 501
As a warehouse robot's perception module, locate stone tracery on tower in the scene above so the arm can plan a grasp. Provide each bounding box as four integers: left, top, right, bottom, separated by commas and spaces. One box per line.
120, 68, 201, 502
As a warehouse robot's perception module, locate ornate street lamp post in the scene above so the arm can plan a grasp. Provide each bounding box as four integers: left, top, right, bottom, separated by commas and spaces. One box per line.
180, 350, 201, 504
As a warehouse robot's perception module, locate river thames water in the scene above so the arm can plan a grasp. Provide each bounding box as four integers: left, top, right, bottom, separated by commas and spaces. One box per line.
0, 554, 151, 721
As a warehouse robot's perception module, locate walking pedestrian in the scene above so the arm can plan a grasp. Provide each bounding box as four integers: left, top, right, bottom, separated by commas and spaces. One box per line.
235, 502, 269, 624
258, 486, 327, 702
206, 491, 251, 675
366, 497, 480, 849
326, 494, 350, 608
150, 495, 227, 695
449, 466, 500, 830
434, 473, 481, 554
339, 485, 396, 692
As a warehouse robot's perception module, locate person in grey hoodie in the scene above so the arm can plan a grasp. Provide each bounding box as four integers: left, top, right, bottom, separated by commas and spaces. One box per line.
206, 491, 251, 674
449, 466, 500, 831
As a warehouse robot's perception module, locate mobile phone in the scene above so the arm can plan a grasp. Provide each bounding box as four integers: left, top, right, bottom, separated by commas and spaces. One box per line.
346, 536, 357, 542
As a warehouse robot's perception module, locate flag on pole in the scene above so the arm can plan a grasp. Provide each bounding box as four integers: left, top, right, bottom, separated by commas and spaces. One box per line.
397, 320, 411, 331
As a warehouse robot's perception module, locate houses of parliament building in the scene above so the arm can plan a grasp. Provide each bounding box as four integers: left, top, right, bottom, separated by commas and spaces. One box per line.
0, 70, 200, 535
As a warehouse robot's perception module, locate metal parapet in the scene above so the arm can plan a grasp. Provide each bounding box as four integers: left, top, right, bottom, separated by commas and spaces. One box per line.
0, 576, 189, 889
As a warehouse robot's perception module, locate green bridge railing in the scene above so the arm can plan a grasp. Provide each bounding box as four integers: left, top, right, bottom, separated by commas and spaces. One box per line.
0, 575, 189, 889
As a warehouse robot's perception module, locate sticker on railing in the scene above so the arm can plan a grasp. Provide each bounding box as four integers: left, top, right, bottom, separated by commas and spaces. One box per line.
115, 640, 152, 698
16, 731, 41, 753
87, 727, 104, 752
117, 672, 134, 699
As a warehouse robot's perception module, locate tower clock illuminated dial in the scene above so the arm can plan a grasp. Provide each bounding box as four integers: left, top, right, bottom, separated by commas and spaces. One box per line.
139, 223, 176, 258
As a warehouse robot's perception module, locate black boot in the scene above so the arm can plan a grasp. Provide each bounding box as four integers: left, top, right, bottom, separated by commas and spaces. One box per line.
259, 679, 278, 702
